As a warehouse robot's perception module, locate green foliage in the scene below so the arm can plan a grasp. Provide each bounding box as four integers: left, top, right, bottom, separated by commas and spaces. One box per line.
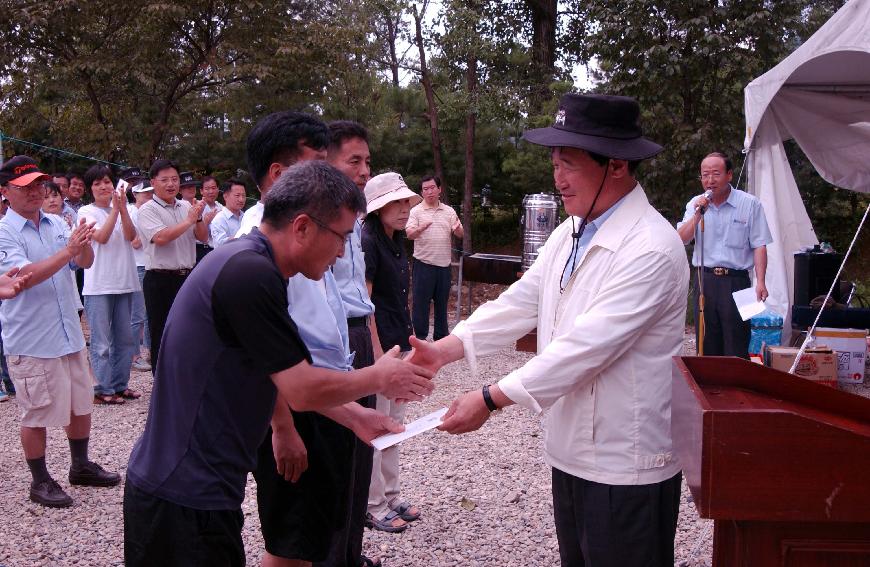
0, 0, 860, 264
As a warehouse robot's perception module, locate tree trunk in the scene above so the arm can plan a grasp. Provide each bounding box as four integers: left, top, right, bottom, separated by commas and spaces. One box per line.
462, 54, 477, 254
413, 7, 446, 202
384, 11, 400, 87
526, 0, 557, 114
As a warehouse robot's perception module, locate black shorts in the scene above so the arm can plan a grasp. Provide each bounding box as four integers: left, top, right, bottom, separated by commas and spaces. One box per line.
254, 410, 355, 561
123, 481, 244, 567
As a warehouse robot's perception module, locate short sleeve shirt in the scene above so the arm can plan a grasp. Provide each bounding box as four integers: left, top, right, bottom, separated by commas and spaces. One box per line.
78, 204, 139, 294
126, 229, 311, 510
0, 210, 85, 357
332, 219, 375, 318
407, 202, 457, 267
137, 196, 197, 270
677, 187, 773, 270
361, 222, 412, 352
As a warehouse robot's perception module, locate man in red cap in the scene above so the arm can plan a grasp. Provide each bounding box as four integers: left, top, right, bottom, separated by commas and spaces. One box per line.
411, 94, 690, 567
0, 156, 122, 508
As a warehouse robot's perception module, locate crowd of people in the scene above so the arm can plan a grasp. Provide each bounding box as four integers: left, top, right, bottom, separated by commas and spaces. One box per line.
0, 92, 772, 567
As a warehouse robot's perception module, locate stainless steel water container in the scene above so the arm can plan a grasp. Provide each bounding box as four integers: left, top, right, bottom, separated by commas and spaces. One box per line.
521, 193, 559, 271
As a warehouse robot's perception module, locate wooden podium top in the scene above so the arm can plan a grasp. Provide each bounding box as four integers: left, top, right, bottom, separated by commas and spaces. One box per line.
672, 356, 870, 523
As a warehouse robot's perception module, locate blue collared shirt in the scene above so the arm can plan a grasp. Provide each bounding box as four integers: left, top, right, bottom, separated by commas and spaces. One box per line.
332, 219, 375, 318
286, 271, 353, 371
678, 186, 772, 270
560, 195, 627, 288
210, 208, 242, 248
0, 209, 86, 357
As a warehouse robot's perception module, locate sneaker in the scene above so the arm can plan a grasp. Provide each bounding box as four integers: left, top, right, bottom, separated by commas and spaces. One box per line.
131, 359, 151, 371
30, 478, 74, 508
68, 461, 121, 487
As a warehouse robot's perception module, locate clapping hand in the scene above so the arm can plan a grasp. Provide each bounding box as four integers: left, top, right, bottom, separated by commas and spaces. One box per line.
0, 267, 32, 299
67, 219, 96, 257
187, 199, 206, 224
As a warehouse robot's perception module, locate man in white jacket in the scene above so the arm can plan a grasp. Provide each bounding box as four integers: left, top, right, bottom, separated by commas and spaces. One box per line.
411, 93, 690, 567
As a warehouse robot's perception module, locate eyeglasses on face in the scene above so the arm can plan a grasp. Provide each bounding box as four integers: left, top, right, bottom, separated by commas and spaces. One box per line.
308, 215, 350, 243
698, 172, 725, 181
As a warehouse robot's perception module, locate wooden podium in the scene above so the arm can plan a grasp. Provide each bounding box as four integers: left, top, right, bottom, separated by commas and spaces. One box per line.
672, 356, 870, 566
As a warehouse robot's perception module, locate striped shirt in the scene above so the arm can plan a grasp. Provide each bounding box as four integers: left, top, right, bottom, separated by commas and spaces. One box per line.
407, 201, 458, 267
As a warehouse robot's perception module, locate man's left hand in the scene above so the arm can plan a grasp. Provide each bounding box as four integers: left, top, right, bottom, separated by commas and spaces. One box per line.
756, 281, 768, 302
438, 390, 492, 434
351, 407, 404, 445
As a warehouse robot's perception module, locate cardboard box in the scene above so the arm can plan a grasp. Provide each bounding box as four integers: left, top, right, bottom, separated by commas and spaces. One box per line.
812, 327, 868, 384
764, 346, 838, 387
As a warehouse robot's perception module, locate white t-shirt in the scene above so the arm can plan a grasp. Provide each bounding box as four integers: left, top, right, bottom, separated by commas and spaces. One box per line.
128, 203, 146, 267
78, 204, 140, 295
234, 202, 263, 238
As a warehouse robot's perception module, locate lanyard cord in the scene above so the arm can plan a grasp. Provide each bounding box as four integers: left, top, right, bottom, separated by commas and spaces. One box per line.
560, 166, 609, 293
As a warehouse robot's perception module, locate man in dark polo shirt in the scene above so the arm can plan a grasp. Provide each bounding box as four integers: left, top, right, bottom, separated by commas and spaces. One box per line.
124, 161, 435, 567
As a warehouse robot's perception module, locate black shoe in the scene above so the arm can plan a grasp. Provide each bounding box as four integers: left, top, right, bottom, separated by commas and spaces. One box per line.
30, 479, 73, 508
68, 461, 121, 487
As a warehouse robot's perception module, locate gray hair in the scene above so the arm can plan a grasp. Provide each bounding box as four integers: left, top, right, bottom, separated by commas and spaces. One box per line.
262, 160, 365, 229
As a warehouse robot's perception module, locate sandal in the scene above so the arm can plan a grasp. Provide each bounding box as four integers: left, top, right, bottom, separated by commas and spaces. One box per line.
360, 555, 382, 567
117, 389, 142, 400
94, 394, 125, 405
390, 500, 421, 522
365, 510, 408, 533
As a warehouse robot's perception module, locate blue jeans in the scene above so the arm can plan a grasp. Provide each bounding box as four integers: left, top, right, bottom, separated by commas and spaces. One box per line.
132, 266, 150, 350
84, 293, 136, 395
411, 259, 452, 341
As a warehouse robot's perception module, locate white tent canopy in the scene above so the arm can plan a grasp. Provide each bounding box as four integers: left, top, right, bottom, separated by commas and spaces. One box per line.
744, 0, 870, 322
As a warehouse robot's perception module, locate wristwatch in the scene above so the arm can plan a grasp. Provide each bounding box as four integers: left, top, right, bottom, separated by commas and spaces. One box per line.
481, 384, 499, 412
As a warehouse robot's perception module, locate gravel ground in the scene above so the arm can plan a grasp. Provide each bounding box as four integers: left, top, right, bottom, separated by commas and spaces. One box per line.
0, 331, 867, 567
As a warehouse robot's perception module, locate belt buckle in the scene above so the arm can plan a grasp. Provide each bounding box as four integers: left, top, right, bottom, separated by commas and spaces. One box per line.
179, 269, 191, 276
713, 267, 728, 276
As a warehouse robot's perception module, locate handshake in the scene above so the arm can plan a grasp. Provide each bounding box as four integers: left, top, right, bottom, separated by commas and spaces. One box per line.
371, 335, 502, 436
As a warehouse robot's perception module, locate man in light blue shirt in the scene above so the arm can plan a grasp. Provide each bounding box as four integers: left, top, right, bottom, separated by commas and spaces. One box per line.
321, 120, 382, 567
210, 179, 246, 248
0, 155, 121, 509
677, 151, 773, 357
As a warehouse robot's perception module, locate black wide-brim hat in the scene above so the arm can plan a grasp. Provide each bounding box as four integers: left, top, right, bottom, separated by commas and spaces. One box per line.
523, 93, 663, 160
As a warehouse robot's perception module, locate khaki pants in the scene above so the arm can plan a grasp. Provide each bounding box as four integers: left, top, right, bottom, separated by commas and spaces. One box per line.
367, 394, 405, 519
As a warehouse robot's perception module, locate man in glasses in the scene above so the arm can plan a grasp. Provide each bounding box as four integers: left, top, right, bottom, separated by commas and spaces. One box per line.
0, 156, 121, 508
677, 152, 772, 358
137, 159, 208, 369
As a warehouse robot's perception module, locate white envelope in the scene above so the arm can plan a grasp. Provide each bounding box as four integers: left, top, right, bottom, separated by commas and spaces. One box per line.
371, 407, 448, 451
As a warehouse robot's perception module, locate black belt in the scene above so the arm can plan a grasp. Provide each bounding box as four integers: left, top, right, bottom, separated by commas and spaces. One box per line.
148, 268, 191, 276
702, 266, 748, 277
347, 316, 368, 328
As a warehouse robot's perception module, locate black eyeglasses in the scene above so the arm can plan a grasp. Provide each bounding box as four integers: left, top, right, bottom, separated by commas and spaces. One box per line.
308, 215, 350, 243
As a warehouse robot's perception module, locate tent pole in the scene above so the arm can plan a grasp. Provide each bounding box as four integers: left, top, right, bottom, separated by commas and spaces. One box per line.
697, 217, 706, 356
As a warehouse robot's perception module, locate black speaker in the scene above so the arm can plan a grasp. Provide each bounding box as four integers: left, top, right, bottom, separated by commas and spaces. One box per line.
793, 248, 842, 306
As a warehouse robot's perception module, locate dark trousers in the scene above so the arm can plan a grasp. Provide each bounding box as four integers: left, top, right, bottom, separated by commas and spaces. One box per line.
314, 323, 376, 567
123, 481, 244, 567
196, 243, 213, 265
142, 270, 187, 371
552, 468, 682, 567
693, 269, 751, 358
411, 259, 451, 341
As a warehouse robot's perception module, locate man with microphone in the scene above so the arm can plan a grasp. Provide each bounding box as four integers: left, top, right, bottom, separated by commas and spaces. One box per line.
677, 152, 772, 358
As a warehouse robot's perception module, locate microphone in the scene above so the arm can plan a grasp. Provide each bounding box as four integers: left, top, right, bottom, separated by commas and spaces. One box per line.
697, 190, 713, 214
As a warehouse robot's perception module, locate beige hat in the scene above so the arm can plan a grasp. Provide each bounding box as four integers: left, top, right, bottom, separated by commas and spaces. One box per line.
364, 172, 422, 214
